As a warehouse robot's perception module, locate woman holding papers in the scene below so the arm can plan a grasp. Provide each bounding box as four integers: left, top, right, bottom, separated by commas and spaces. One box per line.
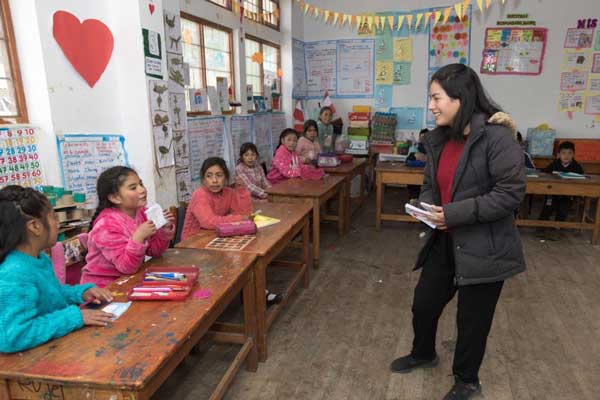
389, 64, 526, 400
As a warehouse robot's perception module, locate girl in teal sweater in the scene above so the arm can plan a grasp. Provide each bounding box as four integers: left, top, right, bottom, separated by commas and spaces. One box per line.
0, 186, 114, 353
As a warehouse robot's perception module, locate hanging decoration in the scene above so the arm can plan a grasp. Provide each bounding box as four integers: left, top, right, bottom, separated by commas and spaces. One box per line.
52, 11, 114, 88
291, 0, 503, 31
251, 52, 264, 64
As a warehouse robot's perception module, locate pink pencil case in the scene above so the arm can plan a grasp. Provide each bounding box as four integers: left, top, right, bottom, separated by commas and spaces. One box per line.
216, 220, 257, 237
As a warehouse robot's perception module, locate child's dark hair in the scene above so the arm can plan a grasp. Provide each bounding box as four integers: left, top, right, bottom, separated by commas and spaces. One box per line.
201, 157, 229, 181
0, 185, 52, 263
90, 166, 137, 230
419, 128, 430, 135
239, 142, 259, 163
319, 106, 333, 116
559, 141, 575, 152
277, 128, 298, 149
516, 131, 523, 143
303, 120, 318, 136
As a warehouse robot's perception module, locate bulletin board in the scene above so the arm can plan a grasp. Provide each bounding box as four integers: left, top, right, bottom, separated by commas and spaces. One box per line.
304, 40, 338, 98
230, 115, 255, 158
270, 112, 287, 153
253, 112, 273, 166
187, 116, 227, 186
57, 134, 129, 206
292, 39, 308, 99
480, 27, 548, 75
0, 126, 44, 188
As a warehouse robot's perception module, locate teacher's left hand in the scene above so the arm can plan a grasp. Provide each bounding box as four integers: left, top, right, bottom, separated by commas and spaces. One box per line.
427, 205, 447, 230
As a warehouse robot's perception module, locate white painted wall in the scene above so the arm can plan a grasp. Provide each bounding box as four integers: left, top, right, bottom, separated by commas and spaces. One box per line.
298, 0, 600, 139
9, 0, 163, 205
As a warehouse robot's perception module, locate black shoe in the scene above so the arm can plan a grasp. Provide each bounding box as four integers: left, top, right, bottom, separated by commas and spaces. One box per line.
442, 379, 481, 400
266, 291, 282, 306
389, 354, 439, 373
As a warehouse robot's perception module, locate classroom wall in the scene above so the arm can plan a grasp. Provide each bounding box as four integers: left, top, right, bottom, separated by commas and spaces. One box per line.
298, 0, 600, 139
9, 0, 163, 206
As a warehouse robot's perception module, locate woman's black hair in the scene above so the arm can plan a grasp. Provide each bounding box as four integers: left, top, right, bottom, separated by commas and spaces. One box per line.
419, 128, 430, 135
276, 128, 298, 150
239, 142, 259, 163
89, 166, 137, 230
303, 119, 319, 137
430, 63, 501, 141
0, 185, 52, 263
201, 157, 230, 181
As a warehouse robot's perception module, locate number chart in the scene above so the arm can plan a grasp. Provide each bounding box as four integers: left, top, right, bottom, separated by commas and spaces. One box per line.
0, 126, 44, 188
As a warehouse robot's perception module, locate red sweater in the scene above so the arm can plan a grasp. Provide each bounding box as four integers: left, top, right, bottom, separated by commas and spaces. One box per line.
181, 186, 252, 239
437, 140, 466, 206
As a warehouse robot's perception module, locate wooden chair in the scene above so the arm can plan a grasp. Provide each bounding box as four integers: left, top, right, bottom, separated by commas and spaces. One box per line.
169, 203, 188, 247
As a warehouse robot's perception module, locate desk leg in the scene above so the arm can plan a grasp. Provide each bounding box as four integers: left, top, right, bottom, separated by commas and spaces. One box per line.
313, 198, 320, 269
358, 168, 366, 208
376, 172, 383, 231
253, 259, 268, 362
593, 197, 600, 245
243, 271, 258, 370
343, 180, 350, 235
302, 219, 310, 286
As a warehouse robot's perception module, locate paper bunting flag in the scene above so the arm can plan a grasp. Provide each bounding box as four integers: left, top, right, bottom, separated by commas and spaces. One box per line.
476, 0, 484, 12
367, 16, 373, 31
423, 12, 432, 29
415, 13, 423, 30
356, 15, 362, 29
388, 15, 395, 31
351, 15, 357, 28
463, 0, 470, 16
304, 4, 309, 14
486, 0, 492, 8
397, 15, 405, 31
454, 3, 462, 21
324, 9, 330, 22
434, 10, 442, 26
406, 14, 413, 30
443, 7, 452, 23
374, 16, 380, 31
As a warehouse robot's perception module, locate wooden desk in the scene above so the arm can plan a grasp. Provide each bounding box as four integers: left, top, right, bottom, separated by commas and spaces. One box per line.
375, 162, 424, 230
0, 249, 258, 400
515, 173, 600, 243
177, 201, 312, 362
374, 162, 600, 245
324, 158, 368, 233
533, 157, 600, 175
266, 175, 346, 268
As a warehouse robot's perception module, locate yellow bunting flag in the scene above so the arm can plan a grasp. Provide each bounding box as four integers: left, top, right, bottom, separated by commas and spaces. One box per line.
367, 16, 373, 31
454, 3, 463, 21
423, 12, 432, 29
374, 16, 380, 31
476, 0, 484, 12
351, 15, 357, 28
356, 15, 362, 30
388, 15, 395, 31
415, 13, 423, 30
304, 4, 310, 14
324, 10, 330, 22
434, 10, 442, 26
463, 0, 470, 15
406, 14, 413, 30
443, 7, 452, 23
397, 14, 405, 31
486, 0, 491, 8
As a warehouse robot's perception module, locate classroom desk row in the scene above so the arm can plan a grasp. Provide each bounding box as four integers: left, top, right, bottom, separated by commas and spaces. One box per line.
375, 161, 600, 245
0, 160, 369, 400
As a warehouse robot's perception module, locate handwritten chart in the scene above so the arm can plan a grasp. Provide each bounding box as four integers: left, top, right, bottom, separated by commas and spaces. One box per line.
57, 135, 128, 206
292, 39, 308, 99
271, 112, 287, 153
187, 116, 227, 186
230, 116, 255, 157
253, 113, 273, 167
305, 41, 337, 98
337, 39, 375, 98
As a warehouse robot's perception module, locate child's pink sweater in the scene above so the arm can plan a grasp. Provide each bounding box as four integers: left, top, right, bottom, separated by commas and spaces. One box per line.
267, 145, 325, 185
181, 186, 252, 239
81, 208, 174, 288
296, 136, 321, 162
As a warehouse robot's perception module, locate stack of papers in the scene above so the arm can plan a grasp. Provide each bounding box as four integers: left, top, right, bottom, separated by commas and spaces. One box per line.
405, 203, 437, 229
557, 172, 587, 180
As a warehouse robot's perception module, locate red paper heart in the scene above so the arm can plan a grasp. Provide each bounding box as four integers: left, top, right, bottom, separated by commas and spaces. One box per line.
52, 11, 114, 88
149, 3, 155, 14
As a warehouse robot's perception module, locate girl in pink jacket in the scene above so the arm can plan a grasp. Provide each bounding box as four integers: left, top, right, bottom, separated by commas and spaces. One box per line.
267, 128, 324, 185
182, 157, 252, 240
81, 166, 175, 288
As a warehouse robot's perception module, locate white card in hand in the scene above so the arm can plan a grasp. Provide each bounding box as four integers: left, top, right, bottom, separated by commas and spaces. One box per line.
102, 301, 132, 321
405, 203, 437, 229
145, 204, 168, 229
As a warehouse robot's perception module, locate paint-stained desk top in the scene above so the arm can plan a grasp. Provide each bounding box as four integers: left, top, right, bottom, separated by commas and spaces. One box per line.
266, 174, 345, 198
0, 248, 257, 391
177, 201, 312, 256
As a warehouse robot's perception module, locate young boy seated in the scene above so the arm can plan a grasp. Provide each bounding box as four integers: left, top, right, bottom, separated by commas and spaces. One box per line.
540, 141, 584, 222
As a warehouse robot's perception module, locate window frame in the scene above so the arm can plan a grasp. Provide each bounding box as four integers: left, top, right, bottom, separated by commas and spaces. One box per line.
245, 35, 281, 97
0, 0, 27, 124
244, 0, 280, 31
180, 13, 236, 105
206, 0, 232, 12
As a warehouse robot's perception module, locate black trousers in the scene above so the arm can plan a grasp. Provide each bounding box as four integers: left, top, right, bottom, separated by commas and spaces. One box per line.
410, 232, 503, 384
540, 195, 572, 222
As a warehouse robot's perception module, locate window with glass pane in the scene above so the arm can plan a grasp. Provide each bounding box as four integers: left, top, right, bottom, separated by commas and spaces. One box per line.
181, 16, 233, 112
0, 0, 26, 122
243, 0, 279, 29
245, 39, 262, 96
207, 0, 231, 9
